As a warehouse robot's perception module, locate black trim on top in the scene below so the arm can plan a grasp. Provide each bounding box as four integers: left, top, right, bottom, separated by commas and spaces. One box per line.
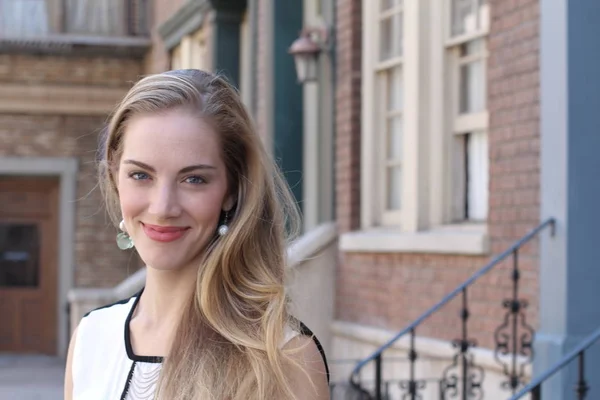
298, 321, 331, 384
124, 288, 164, 363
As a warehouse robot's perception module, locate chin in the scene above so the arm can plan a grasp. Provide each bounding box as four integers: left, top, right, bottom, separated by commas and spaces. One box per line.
138, 244, 205, 272
138, 249, 186, 271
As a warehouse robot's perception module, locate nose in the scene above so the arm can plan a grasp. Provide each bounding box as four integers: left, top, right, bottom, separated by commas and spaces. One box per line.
147, 182, 182, 220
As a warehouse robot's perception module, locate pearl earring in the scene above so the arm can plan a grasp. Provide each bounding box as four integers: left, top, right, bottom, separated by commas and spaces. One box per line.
116, 219, 134, 250
218, 211, 230, 236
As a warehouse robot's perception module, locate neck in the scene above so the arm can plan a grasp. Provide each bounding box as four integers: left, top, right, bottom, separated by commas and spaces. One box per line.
137, 264, 198, 327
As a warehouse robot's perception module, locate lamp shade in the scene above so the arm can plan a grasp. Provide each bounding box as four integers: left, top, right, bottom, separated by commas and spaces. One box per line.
288, 34, 321, 83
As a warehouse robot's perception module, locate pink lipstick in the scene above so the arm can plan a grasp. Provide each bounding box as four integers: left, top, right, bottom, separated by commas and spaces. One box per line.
142, 223, 189, 243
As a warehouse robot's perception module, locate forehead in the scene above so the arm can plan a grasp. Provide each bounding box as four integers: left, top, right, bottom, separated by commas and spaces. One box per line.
120, 109, 222, 167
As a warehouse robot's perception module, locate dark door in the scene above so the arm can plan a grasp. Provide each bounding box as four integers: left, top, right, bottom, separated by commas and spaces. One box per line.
0, 177, 59, 354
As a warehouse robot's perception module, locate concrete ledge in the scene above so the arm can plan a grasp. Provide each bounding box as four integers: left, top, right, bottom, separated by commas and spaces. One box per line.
287, 222, 337, 268
340, 223, 490, 255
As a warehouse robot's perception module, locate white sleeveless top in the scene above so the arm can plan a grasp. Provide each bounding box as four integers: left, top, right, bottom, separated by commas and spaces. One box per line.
72, 290, 328, 400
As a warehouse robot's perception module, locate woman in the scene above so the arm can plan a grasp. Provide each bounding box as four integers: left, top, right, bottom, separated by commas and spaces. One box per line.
64, 69, 330, 400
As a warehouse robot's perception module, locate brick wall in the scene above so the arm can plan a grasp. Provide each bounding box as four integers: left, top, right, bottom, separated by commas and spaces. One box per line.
487, 0, 541, 336
0, 54, 141, 86
335, 0, 362, 233
334, 0, 541, 350
0, 54, 145, 287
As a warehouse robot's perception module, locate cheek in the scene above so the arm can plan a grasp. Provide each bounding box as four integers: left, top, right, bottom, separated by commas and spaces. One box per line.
187, 193, 224, 226
117, 179, 145, 219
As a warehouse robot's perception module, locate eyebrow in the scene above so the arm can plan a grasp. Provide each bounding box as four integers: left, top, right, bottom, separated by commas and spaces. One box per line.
122, 159, 217, 174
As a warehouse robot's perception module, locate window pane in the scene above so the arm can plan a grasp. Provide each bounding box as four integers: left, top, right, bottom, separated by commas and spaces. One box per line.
380, 0, 393, 11
0, 224, 40, 288
379, 10, 402, 61
451, 0, 489, 37
379, 16, 393, 61
65, 0, 127, 36
459, 59, 485, 113
387, 166, 402, 210
387, 66, 403, 111
387, 116, 403, 160
392, 11, 403, 58
451, 0, 474, 37
380, 0, 402, 11
467, 131, 488, 220
0, 0, 50, 37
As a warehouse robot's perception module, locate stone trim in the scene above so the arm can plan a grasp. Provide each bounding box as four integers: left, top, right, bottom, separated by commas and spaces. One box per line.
158, 0, 211, 51
0, 83, 129, 116
0, 157, 78, 357
340, 223, 490, 255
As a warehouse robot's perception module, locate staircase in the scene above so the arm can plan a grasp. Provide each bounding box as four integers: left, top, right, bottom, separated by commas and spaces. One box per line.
332, 219, 556, 399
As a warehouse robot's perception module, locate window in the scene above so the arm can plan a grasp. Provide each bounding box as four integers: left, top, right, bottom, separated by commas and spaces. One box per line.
0, 0, 50, 37
376, 0, 404, 226
447, 0, 489, 221
361, 0, 490, 232
351, 0, 491, 253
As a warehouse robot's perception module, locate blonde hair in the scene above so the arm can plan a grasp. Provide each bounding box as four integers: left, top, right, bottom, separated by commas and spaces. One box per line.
99, 70, 305, 399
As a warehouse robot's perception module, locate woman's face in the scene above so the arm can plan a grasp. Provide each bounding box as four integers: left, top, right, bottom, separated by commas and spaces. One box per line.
116, 108, 233, 271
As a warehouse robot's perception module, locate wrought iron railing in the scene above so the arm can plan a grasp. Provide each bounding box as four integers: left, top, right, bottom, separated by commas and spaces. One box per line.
509, 325, 600, 400
345, 218, 556, 400
0, 0, 149, 39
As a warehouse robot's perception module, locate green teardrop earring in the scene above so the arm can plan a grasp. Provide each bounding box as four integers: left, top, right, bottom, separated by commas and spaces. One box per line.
116, 219, 134, 250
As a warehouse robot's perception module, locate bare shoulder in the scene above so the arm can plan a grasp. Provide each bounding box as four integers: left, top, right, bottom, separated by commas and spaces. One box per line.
283, 335, 330, 400
64, 324, 79, 400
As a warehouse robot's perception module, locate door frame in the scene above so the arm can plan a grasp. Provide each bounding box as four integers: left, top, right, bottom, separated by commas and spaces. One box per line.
0, 157, 78, 357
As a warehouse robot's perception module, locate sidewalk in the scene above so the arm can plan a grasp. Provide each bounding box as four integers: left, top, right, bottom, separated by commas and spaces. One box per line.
0, 355, 64, 400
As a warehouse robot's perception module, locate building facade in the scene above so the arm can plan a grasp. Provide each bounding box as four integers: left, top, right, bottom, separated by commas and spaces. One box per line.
2, 0, 600, 399
0, 0, 149, 356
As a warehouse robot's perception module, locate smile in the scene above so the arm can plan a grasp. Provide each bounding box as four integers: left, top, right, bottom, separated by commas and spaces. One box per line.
142, 223, 190, 243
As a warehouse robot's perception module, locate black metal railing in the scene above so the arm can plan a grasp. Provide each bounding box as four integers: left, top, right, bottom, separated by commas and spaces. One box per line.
346, 218, 556, 400
0, 0, 149, 39
509, 325, 600, 400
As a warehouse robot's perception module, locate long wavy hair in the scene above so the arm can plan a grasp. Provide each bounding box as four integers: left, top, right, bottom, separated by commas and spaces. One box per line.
99, 69, 304, 399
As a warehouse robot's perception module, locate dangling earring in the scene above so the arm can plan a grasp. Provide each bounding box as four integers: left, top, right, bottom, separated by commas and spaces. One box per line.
218, 211, 230, 236
116, 219, 134, 250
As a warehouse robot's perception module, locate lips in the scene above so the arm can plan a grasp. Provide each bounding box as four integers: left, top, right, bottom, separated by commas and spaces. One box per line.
142, 223, 190, 243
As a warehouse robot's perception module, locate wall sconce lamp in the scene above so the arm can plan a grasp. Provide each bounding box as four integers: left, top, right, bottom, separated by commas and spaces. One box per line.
288, 27, 330, 84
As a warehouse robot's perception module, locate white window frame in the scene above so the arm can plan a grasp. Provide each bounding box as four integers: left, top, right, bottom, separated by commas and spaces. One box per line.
376, 3, 404, 227
362, 0, 430, 232
445, 0, 490, 222
354, 0, 490, 254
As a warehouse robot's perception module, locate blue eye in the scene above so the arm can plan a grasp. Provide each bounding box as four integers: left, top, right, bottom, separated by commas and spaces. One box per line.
185, 176, 205, 185
129, 172, 149, 180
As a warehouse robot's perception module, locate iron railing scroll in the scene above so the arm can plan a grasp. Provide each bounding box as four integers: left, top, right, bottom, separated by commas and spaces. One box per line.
341, 218, 556, 400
